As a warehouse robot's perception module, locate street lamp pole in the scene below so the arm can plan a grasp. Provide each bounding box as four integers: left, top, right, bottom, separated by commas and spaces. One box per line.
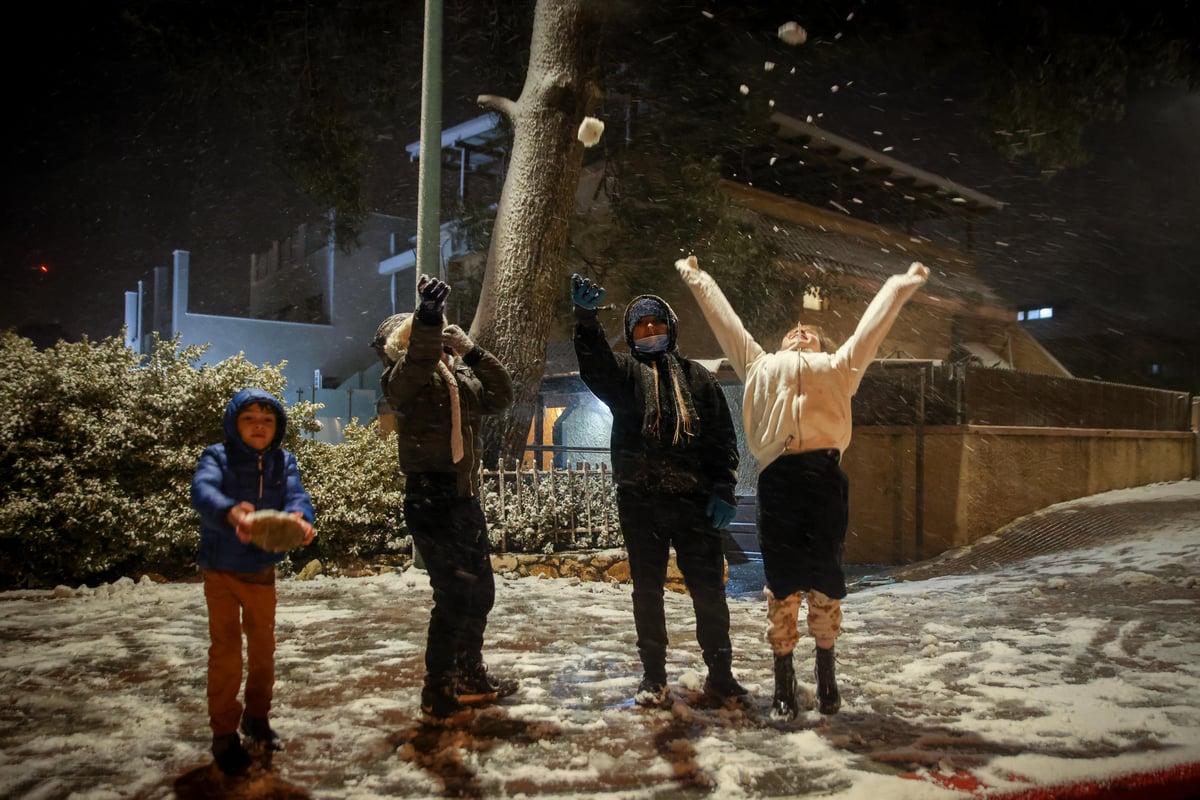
416, 0, 444, 290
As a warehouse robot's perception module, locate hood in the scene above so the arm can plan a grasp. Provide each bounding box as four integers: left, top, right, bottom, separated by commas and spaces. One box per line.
623, 294, 679, 360
372, 313, 413, 366
222, 388, 288, 453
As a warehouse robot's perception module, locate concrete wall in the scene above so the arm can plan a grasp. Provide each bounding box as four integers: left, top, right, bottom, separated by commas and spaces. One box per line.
843, 425, 1197, 565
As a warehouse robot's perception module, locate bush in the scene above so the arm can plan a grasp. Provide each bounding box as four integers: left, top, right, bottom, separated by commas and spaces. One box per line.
0, 333, 318, 587
290, 421, 408, 563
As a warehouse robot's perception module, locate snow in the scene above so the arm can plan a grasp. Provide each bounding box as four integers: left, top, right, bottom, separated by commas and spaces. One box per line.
2, 481, 1200, 798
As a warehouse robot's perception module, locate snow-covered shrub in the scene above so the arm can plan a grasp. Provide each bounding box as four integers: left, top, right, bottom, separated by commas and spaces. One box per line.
290, 421, 407, 562
481, 464, 622, 553
0, 332, 314, 587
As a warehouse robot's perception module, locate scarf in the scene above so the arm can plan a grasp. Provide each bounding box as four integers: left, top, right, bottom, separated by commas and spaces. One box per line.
637, 355, 696, 445
436, 359, 464, 463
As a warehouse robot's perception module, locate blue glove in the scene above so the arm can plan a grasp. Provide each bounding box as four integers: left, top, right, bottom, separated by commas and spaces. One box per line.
417, 274, 451, 317
571, 273, 606, 310
706, 495, 736, 530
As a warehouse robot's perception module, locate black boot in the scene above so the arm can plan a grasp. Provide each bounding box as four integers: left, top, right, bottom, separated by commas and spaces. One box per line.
420, 674, 471, 726
211, 733, 252, 776
702, 649, 748, 700
634, 674, 670, 708
771, 653, 799, 720
239, 712, 282, 751
815, 646, 840, 715
457, 659, 519, 706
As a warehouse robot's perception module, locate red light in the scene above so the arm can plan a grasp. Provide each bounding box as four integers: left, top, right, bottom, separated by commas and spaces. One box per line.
38, 264, 50, 273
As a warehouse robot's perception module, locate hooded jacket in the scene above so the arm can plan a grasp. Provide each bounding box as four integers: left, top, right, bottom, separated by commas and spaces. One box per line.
191, 388, 315, 573
380, 310, 513, 496
573, 295, 738, 504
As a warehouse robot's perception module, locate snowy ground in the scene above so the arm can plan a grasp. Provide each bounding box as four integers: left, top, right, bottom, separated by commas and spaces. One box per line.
2, 481, 1199, 799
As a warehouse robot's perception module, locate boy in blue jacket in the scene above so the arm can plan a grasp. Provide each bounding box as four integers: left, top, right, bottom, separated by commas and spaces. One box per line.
191, 387, 315, 775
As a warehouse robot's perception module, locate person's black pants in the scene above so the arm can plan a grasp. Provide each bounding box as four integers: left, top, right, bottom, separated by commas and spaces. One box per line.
616, 489, 733, 680
757, 451, 850, 601
405, 487, 495, 683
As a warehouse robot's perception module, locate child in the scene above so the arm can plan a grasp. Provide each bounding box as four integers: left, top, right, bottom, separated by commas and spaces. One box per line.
675, 255, 928, 719
373, 275, 517, 725
191, 387, 316, 775
570, 274, 744, 707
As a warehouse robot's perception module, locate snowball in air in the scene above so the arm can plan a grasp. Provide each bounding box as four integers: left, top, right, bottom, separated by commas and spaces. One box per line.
577, 117, 605, 148
739, 84, 750, 95
778, 21, 807, 45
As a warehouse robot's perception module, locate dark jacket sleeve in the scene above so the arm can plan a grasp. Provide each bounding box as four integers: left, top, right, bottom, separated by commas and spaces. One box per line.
280, 451, 316, 523
573, 311, 633, 404
463, 346, 514, 414
695, 366, 739, 505
191, 446, 235, 527
383, 312, 445, 412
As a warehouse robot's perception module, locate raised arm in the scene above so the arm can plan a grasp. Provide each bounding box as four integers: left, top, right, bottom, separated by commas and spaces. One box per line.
836, 261, 930, 387
673, 256, 763, 381
571, 274, 631, 404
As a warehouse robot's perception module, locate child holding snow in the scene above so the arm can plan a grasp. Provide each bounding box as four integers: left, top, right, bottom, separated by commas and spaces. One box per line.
674, 255, 929, 719
191, 387, 316, 775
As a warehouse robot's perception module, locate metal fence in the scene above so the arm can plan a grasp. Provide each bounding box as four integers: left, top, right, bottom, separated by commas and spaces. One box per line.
480, 459, 622, 554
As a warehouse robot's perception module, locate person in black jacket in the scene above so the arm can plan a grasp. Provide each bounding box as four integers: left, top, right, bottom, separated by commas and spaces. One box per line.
373, 275, 516, 725
571, 273, 746, 707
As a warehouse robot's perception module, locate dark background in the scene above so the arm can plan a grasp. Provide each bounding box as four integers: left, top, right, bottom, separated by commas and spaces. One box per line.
3, 0, 1197, 387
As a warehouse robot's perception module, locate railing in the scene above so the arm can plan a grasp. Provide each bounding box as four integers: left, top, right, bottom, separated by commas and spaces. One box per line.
481, 458, 622, 554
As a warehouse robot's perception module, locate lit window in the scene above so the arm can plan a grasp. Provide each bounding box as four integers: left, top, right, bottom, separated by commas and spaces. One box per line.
1018, 306, 1055, 321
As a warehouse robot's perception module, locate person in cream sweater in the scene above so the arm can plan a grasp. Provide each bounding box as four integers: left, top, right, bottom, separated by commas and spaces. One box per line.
675, 254, 930, 719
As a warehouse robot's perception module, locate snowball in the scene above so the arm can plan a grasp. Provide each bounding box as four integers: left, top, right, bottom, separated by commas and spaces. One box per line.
739, 84, 750, 95
764, 61, 776, 72
577, 116, 605, 148
778, 21, 807, 45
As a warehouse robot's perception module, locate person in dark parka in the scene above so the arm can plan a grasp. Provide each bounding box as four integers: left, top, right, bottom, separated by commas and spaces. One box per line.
373, 275, 516, 725
571, 273, 746, 707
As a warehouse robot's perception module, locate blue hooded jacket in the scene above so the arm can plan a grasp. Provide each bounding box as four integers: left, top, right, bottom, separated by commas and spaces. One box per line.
190, 388, 315, 573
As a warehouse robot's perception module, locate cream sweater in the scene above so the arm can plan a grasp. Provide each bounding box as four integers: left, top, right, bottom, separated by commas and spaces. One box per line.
676, 259, 929, 469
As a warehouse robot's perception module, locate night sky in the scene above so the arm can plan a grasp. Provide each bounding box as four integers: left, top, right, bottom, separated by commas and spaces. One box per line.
3, 1, 1198, 361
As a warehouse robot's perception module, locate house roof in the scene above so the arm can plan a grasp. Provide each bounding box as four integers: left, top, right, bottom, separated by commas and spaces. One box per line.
720, 180, 1008, 311
738, 112, 1005, 222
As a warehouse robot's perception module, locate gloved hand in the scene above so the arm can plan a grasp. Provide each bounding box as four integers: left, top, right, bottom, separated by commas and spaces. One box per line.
907, 261, 930, 281
442, 324, 475, 357
417, 274, 451, 318
571, 273, 606, 310
706, 495, 737, 530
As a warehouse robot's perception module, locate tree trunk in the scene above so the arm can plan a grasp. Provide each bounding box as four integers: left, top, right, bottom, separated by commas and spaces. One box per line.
472, 0, 604, 464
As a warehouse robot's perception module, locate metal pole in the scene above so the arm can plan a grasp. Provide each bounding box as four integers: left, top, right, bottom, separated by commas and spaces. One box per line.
416, 0, 444, 285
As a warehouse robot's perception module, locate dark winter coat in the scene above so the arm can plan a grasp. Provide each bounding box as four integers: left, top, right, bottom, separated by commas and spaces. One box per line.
381, 311, 513, 496
573, 301, 739, 504
191, 388, 315, 574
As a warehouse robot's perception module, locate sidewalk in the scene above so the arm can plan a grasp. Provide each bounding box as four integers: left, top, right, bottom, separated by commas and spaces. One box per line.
1, 481, 1198, 799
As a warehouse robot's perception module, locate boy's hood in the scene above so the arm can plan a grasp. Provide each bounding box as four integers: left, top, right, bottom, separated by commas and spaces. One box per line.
222, 388, 288, 453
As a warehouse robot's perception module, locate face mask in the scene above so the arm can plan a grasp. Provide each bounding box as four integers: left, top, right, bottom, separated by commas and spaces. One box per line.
633, 334, 670, 353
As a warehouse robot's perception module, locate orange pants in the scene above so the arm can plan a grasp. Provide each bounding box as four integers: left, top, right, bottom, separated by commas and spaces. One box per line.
203, 569, 277, 735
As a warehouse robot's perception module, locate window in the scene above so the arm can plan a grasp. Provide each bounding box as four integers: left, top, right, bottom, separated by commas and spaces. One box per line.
1018, 306, 1054, 321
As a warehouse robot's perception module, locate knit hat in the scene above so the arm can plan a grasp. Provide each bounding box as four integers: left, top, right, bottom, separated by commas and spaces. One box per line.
371, 313, 412, 365
623, 294, 678, 356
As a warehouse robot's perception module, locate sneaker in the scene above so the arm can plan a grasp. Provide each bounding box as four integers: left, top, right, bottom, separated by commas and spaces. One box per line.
421, 681, 472, 726
634, 676, 670, 708
239, 713, 282, 751
211, 733, 252, 776
703, 669, 749, 701
458, 661, 519, 706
